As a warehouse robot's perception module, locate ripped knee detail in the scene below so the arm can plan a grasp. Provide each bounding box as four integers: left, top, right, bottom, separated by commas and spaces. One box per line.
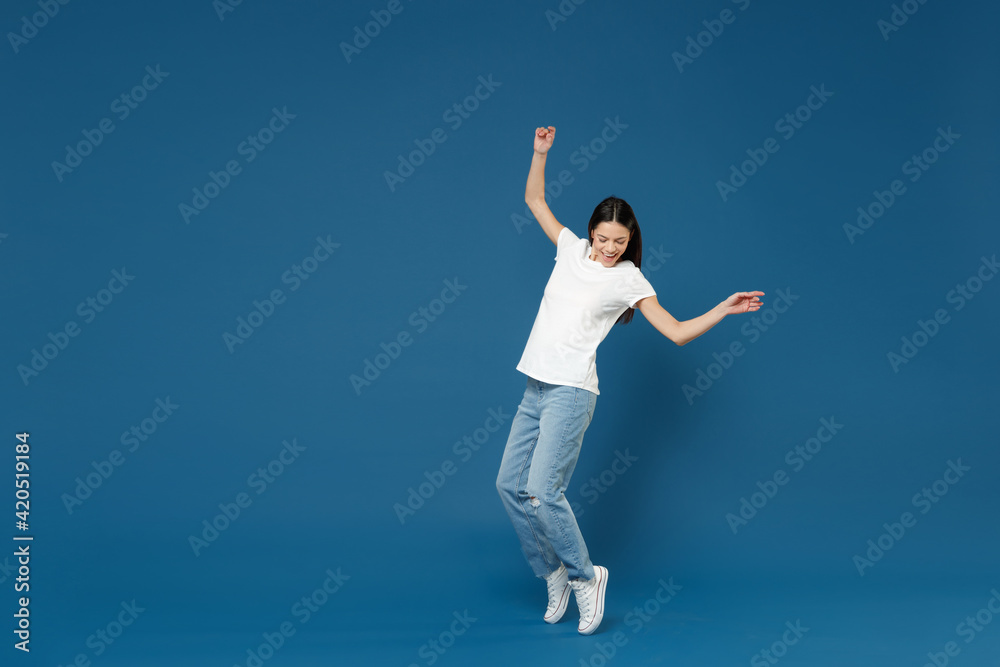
528, 495, 541, 508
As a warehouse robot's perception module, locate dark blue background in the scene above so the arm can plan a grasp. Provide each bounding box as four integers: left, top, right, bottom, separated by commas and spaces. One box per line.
2, 0, 998, 665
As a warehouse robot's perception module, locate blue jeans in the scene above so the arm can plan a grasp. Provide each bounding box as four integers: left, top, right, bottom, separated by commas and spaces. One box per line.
496, 378, 598, 581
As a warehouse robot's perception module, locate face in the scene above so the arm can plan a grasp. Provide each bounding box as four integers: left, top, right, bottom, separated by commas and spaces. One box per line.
589, 221, 631, 266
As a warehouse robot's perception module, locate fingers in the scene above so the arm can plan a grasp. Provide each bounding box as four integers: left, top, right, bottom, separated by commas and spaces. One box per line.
725, 291, 764, 313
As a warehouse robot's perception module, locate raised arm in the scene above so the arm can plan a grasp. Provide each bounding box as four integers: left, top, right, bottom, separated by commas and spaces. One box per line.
636, 292, 764, 346
525, 126, 565, 245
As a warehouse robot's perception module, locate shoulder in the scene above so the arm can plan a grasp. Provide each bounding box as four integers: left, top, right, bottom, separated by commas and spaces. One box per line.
614, 260, 644, 277
620, 265, 656, 295
559, 226, 580, 244
556, 227, 583, 258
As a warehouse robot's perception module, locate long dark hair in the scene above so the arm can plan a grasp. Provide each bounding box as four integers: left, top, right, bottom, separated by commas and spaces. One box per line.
587, 195, 643, 325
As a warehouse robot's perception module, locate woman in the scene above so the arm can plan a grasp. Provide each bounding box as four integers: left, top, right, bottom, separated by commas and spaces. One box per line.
496, 125, 763, 635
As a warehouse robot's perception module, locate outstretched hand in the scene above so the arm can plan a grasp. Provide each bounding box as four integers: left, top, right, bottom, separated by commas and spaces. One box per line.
720, 291, 764, 315
534, 126, 555, 154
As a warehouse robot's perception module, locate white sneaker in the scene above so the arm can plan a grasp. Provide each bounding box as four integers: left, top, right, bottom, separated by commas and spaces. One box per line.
543, 564, 571, 623
569, 565, 608, 635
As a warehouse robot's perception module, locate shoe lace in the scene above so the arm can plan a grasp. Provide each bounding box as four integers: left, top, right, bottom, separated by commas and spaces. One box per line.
574, 580, 593, 618
547, 576, 561, 600
547, 571, 566, 606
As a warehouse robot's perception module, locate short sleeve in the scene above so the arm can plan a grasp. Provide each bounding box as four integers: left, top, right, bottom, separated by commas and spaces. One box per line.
624, 268, 656, 308
554, 226, 578, 261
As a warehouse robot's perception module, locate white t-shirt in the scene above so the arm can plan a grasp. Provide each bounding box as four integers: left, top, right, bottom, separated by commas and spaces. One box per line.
516, 227, 657, 395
